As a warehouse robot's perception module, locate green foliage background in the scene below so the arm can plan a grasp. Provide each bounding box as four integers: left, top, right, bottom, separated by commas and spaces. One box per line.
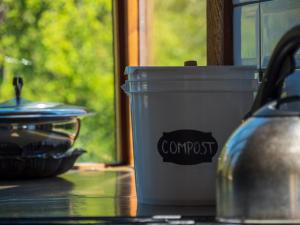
0, 0, 115, 162
0, 0, 206, 162
152, 0, 206, 66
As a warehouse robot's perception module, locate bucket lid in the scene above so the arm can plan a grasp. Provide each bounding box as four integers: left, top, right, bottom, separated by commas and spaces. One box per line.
125, 66, 258, 81
123, 66, 259, 93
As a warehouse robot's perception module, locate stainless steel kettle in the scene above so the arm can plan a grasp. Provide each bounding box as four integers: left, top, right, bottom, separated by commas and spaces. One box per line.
217, 25, 300, 224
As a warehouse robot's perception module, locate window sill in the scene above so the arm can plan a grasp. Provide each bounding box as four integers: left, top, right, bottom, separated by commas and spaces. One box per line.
73, 163, 134, 172
0, 168, 215, 224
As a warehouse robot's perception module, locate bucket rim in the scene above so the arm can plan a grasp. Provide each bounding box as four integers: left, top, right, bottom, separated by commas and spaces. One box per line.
124, 66, 258, 81
125, 65, 257, 75
122, 79, 259, 94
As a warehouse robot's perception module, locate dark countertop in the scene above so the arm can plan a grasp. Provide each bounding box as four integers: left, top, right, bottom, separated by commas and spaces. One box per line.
0, 168, 221, 224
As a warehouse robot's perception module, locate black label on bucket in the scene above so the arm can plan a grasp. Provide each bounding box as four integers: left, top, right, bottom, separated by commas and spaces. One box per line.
157, 130, 218, 165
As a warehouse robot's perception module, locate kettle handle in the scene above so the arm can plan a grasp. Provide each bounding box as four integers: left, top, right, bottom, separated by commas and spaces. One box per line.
245, 25, 300, 119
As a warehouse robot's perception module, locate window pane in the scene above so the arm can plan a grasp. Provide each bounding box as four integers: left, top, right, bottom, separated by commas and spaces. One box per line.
0, 0, 115, 163
233, 3, 259, 66
261, 0, 300, 68
139, 0, 206, 66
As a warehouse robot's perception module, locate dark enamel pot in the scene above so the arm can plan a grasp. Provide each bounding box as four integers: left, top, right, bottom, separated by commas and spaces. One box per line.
0, 77, 90, 157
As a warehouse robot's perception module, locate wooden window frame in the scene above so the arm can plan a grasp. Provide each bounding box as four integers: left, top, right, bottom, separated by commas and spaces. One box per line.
207, 0, 233, 65
113, 0, 139, 166
113, 0, 233, 166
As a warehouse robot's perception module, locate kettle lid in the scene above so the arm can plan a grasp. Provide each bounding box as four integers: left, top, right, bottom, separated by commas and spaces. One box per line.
254, 95, 300, 117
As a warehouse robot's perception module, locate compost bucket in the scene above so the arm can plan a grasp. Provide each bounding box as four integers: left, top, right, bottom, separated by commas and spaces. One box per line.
122, 66, 258, 205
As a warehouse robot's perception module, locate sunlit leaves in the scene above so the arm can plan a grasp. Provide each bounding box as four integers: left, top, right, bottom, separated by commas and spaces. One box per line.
0, 0, 115, 162
152, 0, 206, 66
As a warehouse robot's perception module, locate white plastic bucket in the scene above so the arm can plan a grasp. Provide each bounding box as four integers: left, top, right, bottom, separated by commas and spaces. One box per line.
122, 66, 258, 206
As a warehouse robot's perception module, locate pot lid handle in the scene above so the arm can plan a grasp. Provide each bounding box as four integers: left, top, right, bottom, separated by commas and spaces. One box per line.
13, 76, 23, 106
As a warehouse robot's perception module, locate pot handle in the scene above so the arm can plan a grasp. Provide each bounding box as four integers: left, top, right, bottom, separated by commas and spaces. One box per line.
121, 83, 130, 95
245, 25, 300, 119
74, 118, 81, 142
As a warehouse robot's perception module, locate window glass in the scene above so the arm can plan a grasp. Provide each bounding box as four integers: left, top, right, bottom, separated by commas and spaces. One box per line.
261, 0, 300, 68
233, 4, 259, 66
0, 0, 115, 163
139, 0, 206, 66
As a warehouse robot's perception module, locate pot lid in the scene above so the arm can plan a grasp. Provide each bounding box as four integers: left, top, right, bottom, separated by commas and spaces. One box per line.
253, 95, 300, 117
0, 76, 90, 120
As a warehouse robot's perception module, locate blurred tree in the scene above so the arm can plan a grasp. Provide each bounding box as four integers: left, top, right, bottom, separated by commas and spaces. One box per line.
0, 0, 115, 162
152, 0, 206, 66
0, 0, 206, 162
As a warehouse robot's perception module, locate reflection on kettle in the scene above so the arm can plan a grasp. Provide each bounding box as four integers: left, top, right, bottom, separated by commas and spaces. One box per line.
217, 25, 300, 223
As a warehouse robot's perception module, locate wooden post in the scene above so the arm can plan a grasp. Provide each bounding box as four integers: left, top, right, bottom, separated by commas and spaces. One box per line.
207, 0, 233, 65
113, 0, 139, 166
139, 0, 153, 65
